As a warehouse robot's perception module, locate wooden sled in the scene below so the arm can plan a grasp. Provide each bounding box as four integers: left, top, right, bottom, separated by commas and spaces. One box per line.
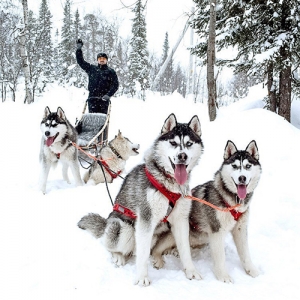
75, 101, 111, 164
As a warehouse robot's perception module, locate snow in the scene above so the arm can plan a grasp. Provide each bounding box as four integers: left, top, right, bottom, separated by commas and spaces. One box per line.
1, 84, 300, 300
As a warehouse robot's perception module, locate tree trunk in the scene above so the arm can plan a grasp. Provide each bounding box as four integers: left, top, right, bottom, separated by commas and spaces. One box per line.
278, 46, 291, 122
20, 0, 33, 104
267, 62, 277, 112
207, 0, 217, 121
151, 20, 189, 91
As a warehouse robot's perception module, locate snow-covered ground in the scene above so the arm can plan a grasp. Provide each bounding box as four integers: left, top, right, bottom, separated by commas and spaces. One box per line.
1, 84, 300, 299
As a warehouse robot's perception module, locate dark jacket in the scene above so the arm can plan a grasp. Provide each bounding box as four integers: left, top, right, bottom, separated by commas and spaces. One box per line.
76, 49, 119, 98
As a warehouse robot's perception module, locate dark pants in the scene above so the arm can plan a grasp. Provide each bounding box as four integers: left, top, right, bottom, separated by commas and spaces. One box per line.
87, 96, 109, 114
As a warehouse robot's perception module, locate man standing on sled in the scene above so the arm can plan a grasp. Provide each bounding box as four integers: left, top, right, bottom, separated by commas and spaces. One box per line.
76, 39, 119, 114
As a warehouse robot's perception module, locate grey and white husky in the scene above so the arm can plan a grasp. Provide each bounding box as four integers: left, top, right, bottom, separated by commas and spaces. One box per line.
152, 140, 261, 283
78, 113, 204, 286
39, 106, 83, 194
83, 130, 140, 185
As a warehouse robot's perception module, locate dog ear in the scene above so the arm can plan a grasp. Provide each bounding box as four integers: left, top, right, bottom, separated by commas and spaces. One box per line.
224, 140, 237, 160
57, 107, 66, 120
118, 129, 122, 137
44, 106, 51, 118
245, 140, 259, 160
161, 113, 177, 135
188, 115, 201, 137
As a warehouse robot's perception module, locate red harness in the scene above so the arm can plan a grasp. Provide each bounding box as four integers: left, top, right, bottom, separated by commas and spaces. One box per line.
100, 159, 121, 180
113, 167, 182, 222
223, 200, 243, 221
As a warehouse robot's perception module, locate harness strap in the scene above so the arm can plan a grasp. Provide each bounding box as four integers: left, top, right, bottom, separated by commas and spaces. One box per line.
144, 167, 181, 223
112, 167, 182, 223
113, 203, 137, 219
99, 159, 121, 179
223, 200, 243, 221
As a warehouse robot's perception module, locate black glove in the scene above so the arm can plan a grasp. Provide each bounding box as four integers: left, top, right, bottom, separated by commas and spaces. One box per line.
102, 95, 110, 102
76, 39, 83, 50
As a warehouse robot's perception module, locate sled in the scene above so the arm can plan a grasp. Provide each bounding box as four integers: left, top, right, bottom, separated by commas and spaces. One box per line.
75, 100, 111, 158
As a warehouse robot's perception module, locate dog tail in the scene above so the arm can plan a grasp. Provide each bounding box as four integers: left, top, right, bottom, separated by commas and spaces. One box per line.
77, 213, 107, 238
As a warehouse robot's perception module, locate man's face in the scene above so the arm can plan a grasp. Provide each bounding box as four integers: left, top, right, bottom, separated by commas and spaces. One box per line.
98, 57, 107, 65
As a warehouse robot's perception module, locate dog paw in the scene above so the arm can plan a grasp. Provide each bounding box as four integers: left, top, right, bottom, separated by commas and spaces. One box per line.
152, 257, 165, 269
185, 268, 202, 280
216, 273, 233, 283
134, 277, 151, 287
111, 253, 126, 266
246, 265, 260, 278
163, 248, 179, 257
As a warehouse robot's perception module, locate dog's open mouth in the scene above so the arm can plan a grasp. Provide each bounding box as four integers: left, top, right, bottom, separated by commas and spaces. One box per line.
45, 133, 59, 147
132, 147, 139, 154
169, 158, 188, 185
236, 184, 247, 200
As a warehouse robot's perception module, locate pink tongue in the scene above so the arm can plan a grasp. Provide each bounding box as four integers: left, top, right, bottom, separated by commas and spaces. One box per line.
46, 136, 55, 147
174, 164, 188, 185
237, 185, 247, 199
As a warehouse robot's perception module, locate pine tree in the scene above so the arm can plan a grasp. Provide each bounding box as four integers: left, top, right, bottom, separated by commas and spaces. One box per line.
59, 0, 75, 81
38, 0, 53, 78
159, 32, 173, 95
128, 0, 150, 100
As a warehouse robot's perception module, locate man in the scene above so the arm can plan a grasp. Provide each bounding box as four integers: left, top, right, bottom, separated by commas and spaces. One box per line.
76, 39, 119, 114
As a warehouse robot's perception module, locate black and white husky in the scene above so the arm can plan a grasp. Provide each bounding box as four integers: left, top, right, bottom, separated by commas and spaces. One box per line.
152, 140, 261, 283
78, 113, 204, 286
39, 106, 83, 194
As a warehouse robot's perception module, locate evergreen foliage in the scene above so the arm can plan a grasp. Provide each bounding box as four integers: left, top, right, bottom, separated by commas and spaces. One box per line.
128, 0, 150, 100
191, 0, 300, 121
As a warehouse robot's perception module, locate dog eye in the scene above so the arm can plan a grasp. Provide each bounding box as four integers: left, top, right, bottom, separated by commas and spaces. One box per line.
186, 141, 193, 147
245, 164, 252, 170
232, 164, 238, 169
170, 141, 177, 147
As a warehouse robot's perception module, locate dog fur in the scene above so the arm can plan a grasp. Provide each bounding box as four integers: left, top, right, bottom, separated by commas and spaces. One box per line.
78, 113, 204, 286
83, 130, 140, 184
151, 140, 261, 283
39, 106, 83, 194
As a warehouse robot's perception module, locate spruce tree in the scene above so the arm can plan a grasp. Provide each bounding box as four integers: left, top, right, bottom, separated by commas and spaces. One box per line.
38, 0, 53, 78
59, 0, 75, 81
159, 32, 173, 95
128, 0, 150, 100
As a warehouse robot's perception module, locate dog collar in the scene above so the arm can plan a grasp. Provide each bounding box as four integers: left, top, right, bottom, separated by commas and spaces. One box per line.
108, 143, 123, 159
145, 167, 181, 222
223, 200, 243, 221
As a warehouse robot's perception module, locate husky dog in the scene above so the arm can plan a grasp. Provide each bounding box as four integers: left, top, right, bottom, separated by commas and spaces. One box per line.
83, 130, 140, 184
78, 113, 203, 286
39, 106, 83, 194
152, 140, 261, 283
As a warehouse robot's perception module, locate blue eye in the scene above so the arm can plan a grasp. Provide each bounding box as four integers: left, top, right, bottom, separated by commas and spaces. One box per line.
245, 164, 252, 170
186, 141, 193, 147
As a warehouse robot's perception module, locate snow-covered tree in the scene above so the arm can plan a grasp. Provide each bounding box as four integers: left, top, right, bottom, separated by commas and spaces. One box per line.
159, 32, 173, 95
128, 0, 150, 100
38, 0, 53, 77
59, 0, 75, 81
192, 0, 300, 122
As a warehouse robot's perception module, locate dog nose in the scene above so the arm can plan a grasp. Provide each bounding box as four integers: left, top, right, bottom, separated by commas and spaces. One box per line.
178, 152, 188, 162
239, 175, 246, 184
45, 131, 50, 137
